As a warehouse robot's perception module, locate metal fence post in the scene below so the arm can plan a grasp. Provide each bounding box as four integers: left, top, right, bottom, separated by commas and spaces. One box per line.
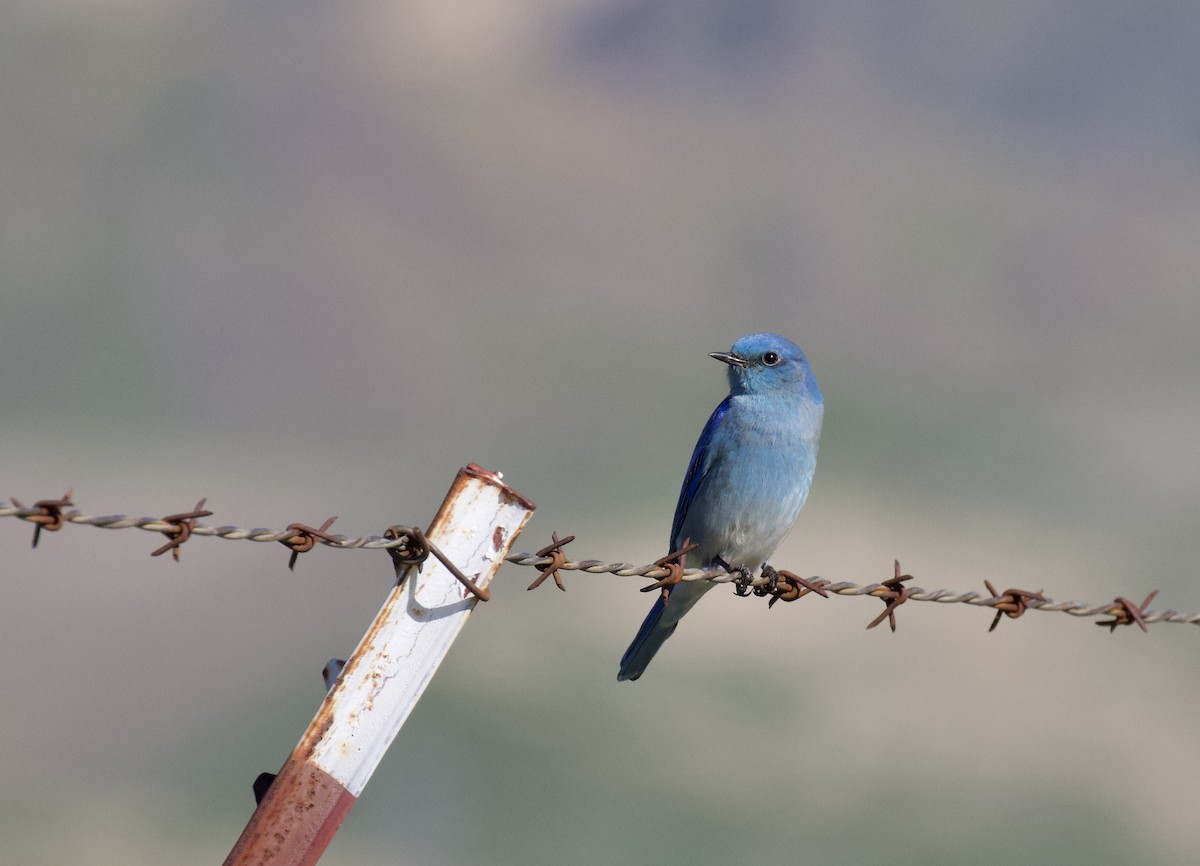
223, 464, 535, 866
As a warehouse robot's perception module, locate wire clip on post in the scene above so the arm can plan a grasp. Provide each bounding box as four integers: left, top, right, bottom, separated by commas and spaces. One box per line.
222, 464, 535, 866
384, 524, 493, 601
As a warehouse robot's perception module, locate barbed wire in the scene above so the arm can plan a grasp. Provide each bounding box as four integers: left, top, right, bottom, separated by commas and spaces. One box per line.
4, 492, 1196, 632
510, 548, 1194, 630
1, 493, 405, 551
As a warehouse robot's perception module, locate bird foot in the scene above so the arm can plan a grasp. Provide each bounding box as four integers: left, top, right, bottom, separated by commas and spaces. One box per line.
716, 558, 755, 596
753, 564, 780, 597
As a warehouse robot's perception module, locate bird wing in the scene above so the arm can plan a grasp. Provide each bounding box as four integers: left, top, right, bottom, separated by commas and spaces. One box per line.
669, 395, 732, 551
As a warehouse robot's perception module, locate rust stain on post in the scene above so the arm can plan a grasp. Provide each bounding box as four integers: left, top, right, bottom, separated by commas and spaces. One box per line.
464, 463, 536, 511
223, 760, 356, 866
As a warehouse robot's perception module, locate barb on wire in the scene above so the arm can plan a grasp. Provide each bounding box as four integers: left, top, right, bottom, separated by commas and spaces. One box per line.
9, 488, 74, 548
865, 560, 913, 632
750, 564, 830, 606
766, 570, 830, 608
984, 580, 1047, 632
1097, 591, 1159, 633
526, 532, 575, 592
150, 498, 213, 562
281, 517, 342, 571
640, 541, 699, 600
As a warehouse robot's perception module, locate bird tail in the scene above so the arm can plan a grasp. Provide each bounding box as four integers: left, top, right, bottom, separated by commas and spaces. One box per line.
617, 582, 712, 681
617, 594, 675, 682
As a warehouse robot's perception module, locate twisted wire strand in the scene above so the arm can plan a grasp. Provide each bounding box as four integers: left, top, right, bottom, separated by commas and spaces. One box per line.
0, 505, 405, 549
4, 504, 1197, 626
504, 553, 1200, 626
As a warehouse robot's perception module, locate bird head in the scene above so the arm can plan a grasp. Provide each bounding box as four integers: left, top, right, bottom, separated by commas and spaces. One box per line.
710, 333, 820, 400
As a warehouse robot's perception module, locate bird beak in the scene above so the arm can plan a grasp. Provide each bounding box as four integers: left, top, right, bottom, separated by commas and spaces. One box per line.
709, 350, 750, 368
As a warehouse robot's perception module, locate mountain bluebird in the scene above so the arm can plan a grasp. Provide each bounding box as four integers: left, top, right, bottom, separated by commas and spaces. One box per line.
618, 333, 823, 681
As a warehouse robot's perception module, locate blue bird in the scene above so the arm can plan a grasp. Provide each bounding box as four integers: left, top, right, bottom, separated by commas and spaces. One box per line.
618, 333, 823, 681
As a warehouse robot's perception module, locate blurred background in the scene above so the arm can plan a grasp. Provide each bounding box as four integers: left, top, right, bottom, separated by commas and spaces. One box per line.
3, 2, 1200, 864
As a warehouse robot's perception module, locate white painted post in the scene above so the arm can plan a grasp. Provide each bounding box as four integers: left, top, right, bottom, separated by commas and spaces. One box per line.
224, 465, 535, 866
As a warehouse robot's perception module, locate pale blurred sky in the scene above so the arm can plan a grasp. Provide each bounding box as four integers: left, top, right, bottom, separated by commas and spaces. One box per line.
3, 3, 1200, 864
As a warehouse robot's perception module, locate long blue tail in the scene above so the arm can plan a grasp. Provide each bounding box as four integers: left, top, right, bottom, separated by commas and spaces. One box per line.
618, 594, 674, 681
619, 580, 715, 681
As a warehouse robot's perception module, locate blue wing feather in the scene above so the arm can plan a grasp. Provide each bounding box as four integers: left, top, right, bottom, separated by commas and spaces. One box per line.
669, 395, 731, 551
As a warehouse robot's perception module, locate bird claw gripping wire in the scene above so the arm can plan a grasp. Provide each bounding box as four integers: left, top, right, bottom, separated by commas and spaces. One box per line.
384, 525, 491, 602
766, 569, 830, 609
1097, 591, 1159, 633
983, 580, 1047, 632
150, 498, 213, 562
752, 564, 781, 597
526, 532, 575, 591
866, 560, 914, 632
10, 488, 74, 548
281, 516, 342, 571
730, 566, 757, 596
640, 541, 699, 600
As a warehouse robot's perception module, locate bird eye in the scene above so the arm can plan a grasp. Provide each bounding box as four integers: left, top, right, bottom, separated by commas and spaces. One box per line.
762, 351, 781, 367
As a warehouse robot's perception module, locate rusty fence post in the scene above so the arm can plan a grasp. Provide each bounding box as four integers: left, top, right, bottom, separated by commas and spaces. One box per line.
223, 465, 535, 866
